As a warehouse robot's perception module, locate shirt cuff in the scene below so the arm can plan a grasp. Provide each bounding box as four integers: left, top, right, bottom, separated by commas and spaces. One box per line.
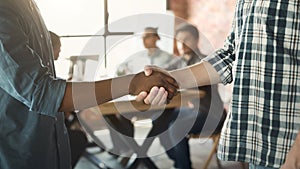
203, 49, 233, 85
31, 77, 66, 117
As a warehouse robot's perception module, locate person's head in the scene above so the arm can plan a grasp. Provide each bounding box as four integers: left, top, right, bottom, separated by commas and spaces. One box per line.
142, 27, 160, 49
175, 23, 199, 56
49, 31, 61, 60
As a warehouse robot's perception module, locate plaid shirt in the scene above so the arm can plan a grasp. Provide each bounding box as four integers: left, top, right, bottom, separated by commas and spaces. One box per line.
204, 0, 300, 168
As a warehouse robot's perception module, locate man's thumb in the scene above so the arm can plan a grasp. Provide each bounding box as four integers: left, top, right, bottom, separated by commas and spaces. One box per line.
144, 66, 153, 76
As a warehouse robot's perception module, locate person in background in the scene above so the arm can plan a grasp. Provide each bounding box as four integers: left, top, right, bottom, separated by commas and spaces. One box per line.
0, 1, 178, 169
137, 1, 300, 169
107, 27, 174, 156
116, 27, 173, 76
49, 31, 88, 168
157, 23, 225, 169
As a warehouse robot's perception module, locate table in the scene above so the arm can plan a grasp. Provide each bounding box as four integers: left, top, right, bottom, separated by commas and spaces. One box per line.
96, 89, 205, 115
81, 89, 205, 169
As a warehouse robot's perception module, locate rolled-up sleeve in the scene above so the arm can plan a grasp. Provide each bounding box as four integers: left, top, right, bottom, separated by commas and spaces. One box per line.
0, 9, 66, 117
203, 23, 236, 85
30, 75, 66, 117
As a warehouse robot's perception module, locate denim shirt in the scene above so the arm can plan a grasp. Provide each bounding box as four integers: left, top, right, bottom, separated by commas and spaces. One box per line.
0, 0, 69, 168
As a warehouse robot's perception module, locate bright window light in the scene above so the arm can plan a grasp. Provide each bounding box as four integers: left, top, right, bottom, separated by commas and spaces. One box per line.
34, 0, 170, 80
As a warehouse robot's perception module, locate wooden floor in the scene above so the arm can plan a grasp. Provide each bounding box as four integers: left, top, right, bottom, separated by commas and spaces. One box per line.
75, 140, 244, 169
74, 126, 244, 169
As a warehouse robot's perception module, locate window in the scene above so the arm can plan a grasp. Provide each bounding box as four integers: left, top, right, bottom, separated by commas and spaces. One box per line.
35, 0, 172, 80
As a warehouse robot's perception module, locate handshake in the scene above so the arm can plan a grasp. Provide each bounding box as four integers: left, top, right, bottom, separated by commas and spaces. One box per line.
60, 65, 180, 112
128, 66, 179, 105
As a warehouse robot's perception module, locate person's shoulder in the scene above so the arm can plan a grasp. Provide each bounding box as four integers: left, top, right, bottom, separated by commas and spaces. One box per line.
0, 0, 27, 18
0, 2, 19, 20
0, 2, 28, 43
0, 0, 15, 9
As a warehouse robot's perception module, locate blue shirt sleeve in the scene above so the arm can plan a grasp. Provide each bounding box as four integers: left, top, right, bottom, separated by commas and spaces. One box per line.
0, 8, 66, 117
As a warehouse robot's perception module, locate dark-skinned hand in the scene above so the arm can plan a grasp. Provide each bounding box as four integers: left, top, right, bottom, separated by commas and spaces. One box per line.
129, 70, 178, 100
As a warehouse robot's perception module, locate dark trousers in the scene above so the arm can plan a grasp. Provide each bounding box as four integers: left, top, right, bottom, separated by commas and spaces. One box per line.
67, 129, 88, 168
104, 108, 225, 169
104, 109, 176, 154
65, 113, 88, 168
159, 108, 226, 169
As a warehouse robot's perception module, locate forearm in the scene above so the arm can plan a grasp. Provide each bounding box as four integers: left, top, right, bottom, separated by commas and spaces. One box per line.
59, 75, 133, 112
170, 61, 221, 89
59, 70, 178, 112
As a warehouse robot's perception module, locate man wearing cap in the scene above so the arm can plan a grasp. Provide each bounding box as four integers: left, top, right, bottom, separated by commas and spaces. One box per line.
107, 27, 174, 156
116, 27, 173, 76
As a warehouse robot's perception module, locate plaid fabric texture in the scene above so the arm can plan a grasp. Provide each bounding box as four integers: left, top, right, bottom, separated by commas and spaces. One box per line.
204, 0, 300, 168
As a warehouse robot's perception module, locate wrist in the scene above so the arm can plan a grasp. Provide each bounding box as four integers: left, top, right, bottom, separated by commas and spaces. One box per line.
121, 74, 135, 95
109, 74, 134, 97
127, 73, 143, 95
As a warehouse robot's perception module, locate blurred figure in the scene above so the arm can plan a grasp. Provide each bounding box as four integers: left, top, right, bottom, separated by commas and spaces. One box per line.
50, 31, 88, 168
116, 27, 173, 76
107, 27, 173, 157
160, 23, 226, 169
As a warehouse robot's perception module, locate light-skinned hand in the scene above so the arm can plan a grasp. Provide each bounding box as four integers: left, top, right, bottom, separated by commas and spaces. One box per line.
136, 65, 177, 105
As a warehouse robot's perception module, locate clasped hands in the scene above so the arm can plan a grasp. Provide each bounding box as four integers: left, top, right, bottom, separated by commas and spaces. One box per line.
129, 66, 177, 105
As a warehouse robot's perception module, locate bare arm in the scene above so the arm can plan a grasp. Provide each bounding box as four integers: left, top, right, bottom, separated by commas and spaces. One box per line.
136, 61, 221, 104
59, 71, 178, 112
59, 75, 131, 112
169, 61, 221, 88
137, 19, 236, 104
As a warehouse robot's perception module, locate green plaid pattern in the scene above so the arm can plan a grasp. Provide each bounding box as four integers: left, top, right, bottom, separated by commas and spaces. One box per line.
204, 0, 300, 168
